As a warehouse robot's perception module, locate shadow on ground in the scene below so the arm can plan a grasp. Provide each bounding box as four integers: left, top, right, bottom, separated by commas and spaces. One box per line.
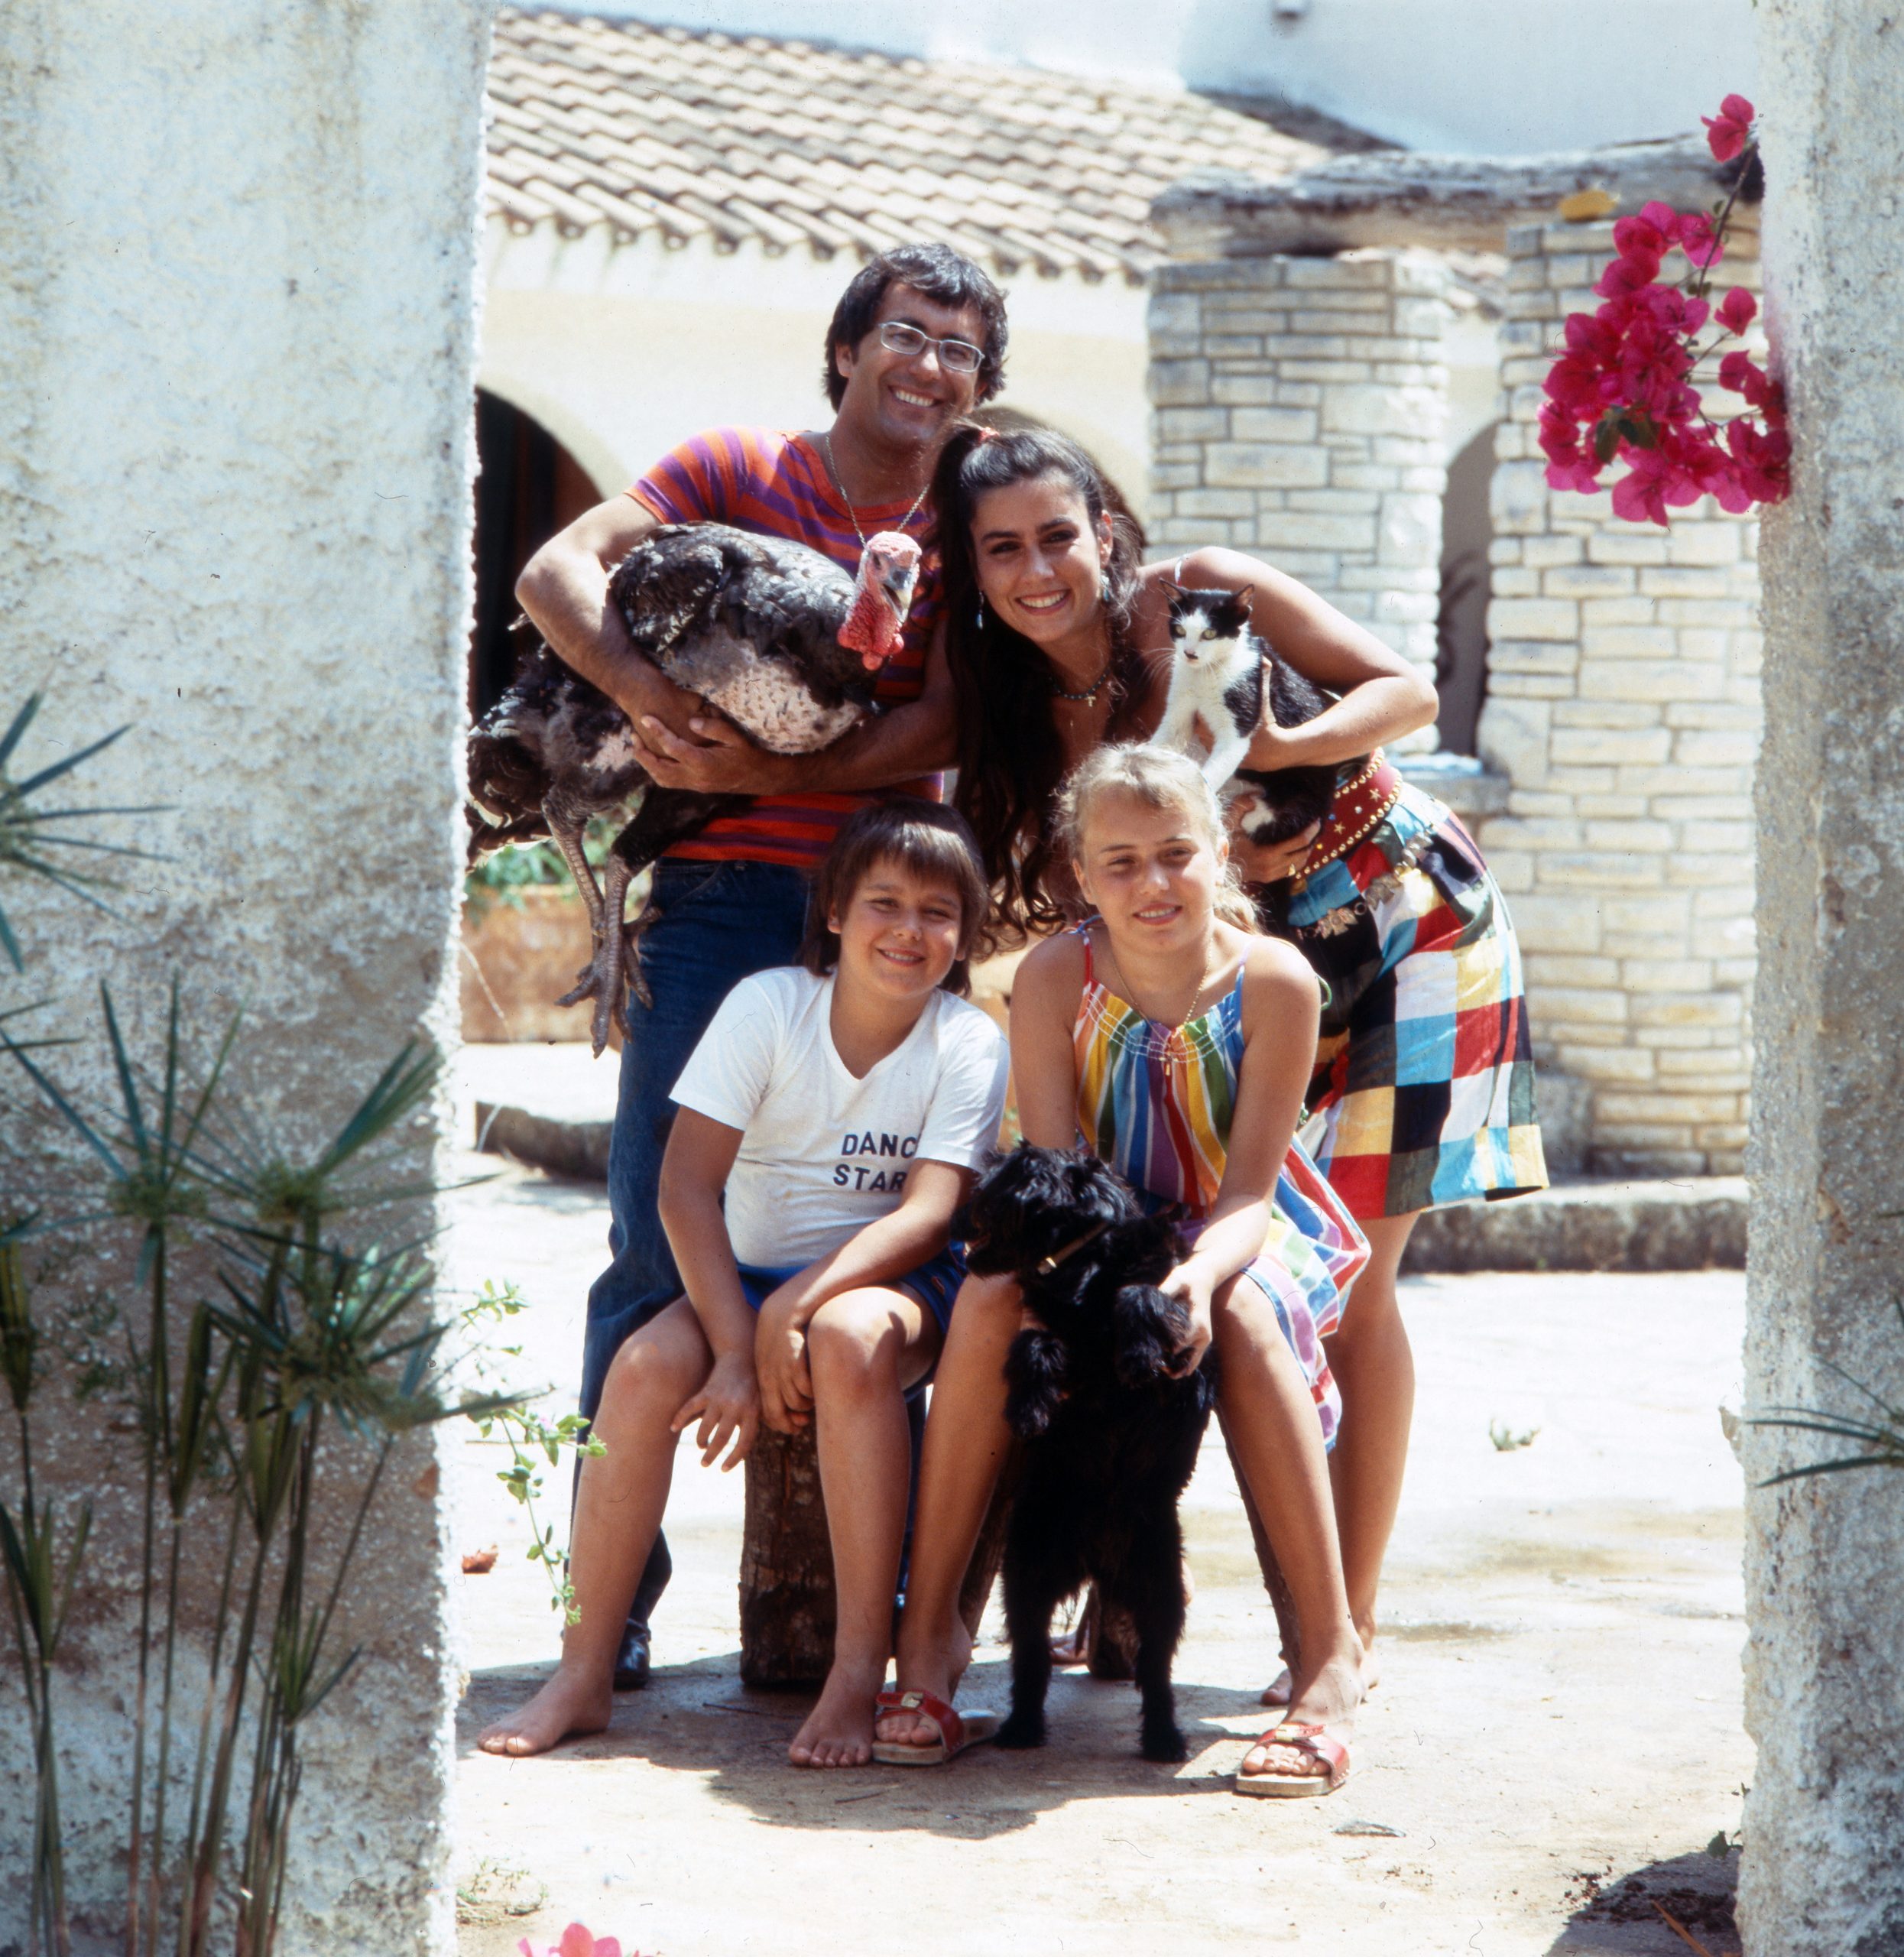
459, 1650, 1283, 1841
1548, 1847, 1741, 1954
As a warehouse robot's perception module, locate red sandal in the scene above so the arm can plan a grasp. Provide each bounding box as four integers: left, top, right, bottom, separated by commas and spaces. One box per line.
870, 1689, 1001, 1766
1234, 1720, 1351, 1797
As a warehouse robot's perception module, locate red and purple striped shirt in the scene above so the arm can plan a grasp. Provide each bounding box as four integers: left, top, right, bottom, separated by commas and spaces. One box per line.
628, 426, 942, 869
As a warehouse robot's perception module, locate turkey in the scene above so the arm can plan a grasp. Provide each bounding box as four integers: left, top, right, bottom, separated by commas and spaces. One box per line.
467, 521, 921, 1054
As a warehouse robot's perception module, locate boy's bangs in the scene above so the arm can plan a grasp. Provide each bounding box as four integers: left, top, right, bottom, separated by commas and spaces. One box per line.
800, 795, 997, 991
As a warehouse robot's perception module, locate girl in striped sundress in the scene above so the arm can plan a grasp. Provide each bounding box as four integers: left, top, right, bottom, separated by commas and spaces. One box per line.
876, 745, 1372, 1796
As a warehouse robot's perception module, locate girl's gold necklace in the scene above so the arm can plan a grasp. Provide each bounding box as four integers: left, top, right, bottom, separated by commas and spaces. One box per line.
1098, 929, 1221, 1030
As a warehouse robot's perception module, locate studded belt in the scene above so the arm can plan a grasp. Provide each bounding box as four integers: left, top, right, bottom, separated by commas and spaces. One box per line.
1289, 751, 1403, 891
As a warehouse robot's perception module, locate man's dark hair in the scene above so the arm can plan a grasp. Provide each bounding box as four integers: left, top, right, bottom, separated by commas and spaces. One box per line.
822, 243, 1008, 410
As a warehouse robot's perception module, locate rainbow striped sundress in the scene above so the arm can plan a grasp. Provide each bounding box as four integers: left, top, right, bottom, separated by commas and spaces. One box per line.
1071, 927, 1371, 1447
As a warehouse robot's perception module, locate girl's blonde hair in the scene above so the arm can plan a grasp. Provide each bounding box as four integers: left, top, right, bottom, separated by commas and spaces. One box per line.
1055, 744, 1260, 932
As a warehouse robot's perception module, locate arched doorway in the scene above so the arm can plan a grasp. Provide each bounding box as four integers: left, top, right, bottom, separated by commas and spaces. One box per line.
470, 390, 607, 716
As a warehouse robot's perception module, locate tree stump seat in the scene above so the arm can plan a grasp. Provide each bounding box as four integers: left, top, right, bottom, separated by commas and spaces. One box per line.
738, 1418, 1015, 1689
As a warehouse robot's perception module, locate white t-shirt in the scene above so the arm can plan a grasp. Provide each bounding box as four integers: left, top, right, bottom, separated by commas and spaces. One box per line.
670, 966, 1010, 1271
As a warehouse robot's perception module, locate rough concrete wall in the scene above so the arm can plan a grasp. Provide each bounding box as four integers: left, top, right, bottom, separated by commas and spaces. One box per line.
1477, 219, 1763, 1177
1740, 5, 1904, 1949
1148, 251, 1448, 734
0, 2, 493, 1950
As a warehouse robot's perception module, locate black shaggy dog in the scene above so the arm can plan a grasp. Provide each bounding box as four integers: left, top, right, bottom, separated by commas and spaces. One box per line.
962, 1144, 1218, 1763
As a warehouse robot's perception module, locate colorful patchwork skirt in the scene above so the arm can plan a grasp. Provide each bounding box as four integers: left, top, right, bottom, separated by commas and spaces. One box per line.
1257, 781, 1549, 1220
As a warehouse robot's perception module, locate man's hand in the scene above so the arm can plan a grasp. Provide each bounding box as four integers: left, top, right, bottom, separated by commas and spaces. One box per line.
1231, 819, 1322, 887
672, 1352, 761, 1470
754, 1290, 815, 1434
636, 712, 801, 796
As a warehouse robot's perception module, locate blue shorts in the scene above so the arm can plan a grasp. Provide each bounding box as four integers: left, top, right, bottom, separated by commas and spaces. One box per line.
734, 1245, 966, 1337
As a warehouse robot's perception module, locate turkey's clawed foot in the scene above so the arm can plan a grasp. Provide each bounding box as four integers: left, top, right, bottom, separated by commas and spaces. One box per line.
555, 850, 644, 1056
557, 929, 628, 1059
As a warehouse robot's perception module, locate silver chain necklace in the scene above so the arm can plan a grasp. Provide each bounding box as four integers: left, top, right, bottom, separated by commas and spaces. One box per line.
819, 431, 929, 547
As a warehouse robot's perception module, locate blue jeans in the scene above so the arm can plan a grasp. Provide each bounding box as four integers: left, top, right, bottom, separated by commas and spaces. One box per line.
579, 858, 814, 1631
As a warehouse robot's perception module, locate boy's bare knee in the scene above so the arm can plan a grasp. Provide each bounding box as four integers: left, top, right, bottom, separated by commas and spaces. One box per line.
604, 1327, 693, 1416
806, 1297, 897, 1381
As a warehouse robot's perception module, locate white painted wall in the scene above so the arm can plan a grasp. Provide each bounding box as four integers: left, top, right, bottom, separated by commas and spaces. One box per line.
553, 0, 1758, 154
1190, 0, 1761, 154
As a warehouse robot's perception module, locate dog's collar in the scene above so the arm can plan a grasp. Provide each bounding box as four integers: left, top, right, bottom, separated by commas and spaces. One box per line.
1034, 1219, 1112, 1275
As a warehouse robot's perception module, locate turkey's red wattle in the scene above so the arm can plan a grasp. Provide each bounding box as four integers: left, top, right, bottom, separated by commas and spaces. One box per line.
837, 585, 902, 670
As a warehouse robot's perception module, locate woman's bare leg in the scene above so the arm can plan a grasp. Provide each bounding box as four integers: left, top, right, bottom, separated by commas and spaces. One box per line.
1320, 1211, 1419, 1678
789, 1287, 941, 1767
478, 1297, 711, 1757
1212, 1276, 1364, 1784
874, 1272, 1022, 1749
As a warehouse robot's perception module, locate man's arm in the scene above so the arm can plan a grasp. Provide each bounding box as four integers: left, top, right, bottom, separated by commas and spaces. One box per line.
514, 494, 707, 755
635, 618, 959, 795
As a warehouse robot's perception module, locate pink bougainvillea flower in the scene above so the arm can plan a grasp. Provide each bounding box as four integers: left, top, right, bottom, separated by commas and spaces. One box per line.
1727, 417, 1792, 504
1596, 252, 1659, 300
1674, 210, 1724, 268
1718, 349, 1776, 410
1613, 203, 1676, 264
1716, 286, 1757, 335
1611, 453, 1674, 526
520, 1926, 622, 1957
1702, 93, 1756, 162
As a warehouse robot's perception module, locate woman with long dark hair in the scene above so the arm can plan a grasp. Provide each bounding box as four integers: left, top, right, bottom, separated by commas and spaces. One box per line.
936, 420, 1437, 933
880, 422, 1546, 1735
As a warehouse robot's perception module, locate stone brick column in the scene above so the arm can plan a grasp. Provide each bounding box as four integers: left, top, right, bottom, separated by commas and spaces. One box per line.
1476, 219, 1763, 1176
1148, 251, 1449, 738
1743, 4, 1904, 1946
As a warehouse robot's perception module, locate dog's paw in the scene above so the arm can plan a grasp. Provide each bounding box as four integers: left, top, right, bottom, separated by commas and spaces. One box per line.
995, 1712, 1046, 1751
1140, 1724, 1189, 1764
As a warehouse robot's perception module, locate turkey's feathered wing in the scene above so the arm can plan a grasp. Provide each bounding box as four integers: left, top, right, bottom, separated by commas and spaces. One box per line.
613, 525, 879, 755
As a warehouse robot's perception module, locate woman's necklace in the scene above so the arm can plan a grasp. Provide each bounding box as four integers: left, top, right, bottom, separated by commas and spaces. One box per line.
1049, 659, 1113, 706
819, 431, 929, 546
1098, 930, 1220, 1030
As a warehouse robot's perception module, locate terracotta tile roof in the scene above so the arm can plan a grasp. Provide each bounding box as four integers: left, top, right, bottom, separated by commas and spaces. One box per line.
487, 10, 1337, 283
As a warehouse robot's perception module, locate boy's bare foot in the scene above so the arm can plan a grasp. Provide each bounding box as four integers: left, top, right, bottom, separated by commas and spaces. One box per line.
478, 1664, 612, 1757
1240, 1646, 1361, 1787
871, 1615, 974, 1752
788, 1656, 887, 1768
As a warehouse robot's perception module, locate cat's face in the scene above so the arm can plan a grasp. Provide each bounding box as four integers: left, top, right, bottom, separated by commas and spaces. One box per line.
1166, 585, 1253, 664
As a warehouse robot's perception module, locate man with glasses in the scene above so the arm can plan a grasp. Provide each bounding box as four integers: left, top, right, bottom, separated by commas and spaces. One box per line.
515, 242, 1007, 1705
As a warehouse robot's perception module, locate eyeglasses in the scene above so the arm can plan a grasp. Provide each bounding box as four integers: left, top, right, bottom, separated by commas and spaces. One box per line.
877, 320, 986, 374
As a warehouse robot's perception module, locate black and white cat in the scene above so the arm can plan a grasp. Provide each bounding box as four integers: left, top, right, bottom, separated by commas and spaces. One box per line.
1151, 583, 1364, 848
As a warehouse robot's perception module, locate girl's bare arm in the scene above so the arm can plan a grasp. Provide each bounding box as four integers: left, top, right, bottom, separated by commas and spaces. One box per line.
1008, 933, 1090, 1150
1166, 546, 1438, 769
1173, 935, 1321, 1298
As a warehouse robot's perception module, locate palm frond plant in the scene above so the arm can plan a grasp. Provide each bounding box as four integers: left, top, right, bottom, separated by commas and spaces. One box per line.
2, 998, 525, 1957
0, 687, 596, 1957
0, 691, 165, 972
1750, 1297, 1904, 1485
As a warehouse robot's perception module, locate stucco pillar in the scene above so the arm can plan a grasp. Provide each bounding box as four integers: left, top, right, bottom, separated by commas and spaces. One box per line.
0, 3, 492, 1951
1148, 250, 1448, 737
1477, 218, 1763, 1177
1740, 7, 1904, 1949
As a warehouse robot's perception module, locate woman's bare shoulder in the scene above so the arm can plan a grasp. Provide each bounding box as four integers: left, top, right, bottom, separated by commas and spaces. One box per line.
1237, 930, 1321, 1011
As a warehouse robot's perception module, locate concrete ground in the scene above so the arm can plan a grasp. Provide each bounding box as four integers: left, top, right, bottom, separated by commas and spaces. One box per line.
443, 1050, 1752, 1957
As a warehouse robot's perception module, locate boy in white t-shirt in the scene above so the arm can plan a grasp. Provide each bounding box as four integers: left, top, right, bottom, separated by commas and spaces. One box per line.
481, 800, 1008, 1768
